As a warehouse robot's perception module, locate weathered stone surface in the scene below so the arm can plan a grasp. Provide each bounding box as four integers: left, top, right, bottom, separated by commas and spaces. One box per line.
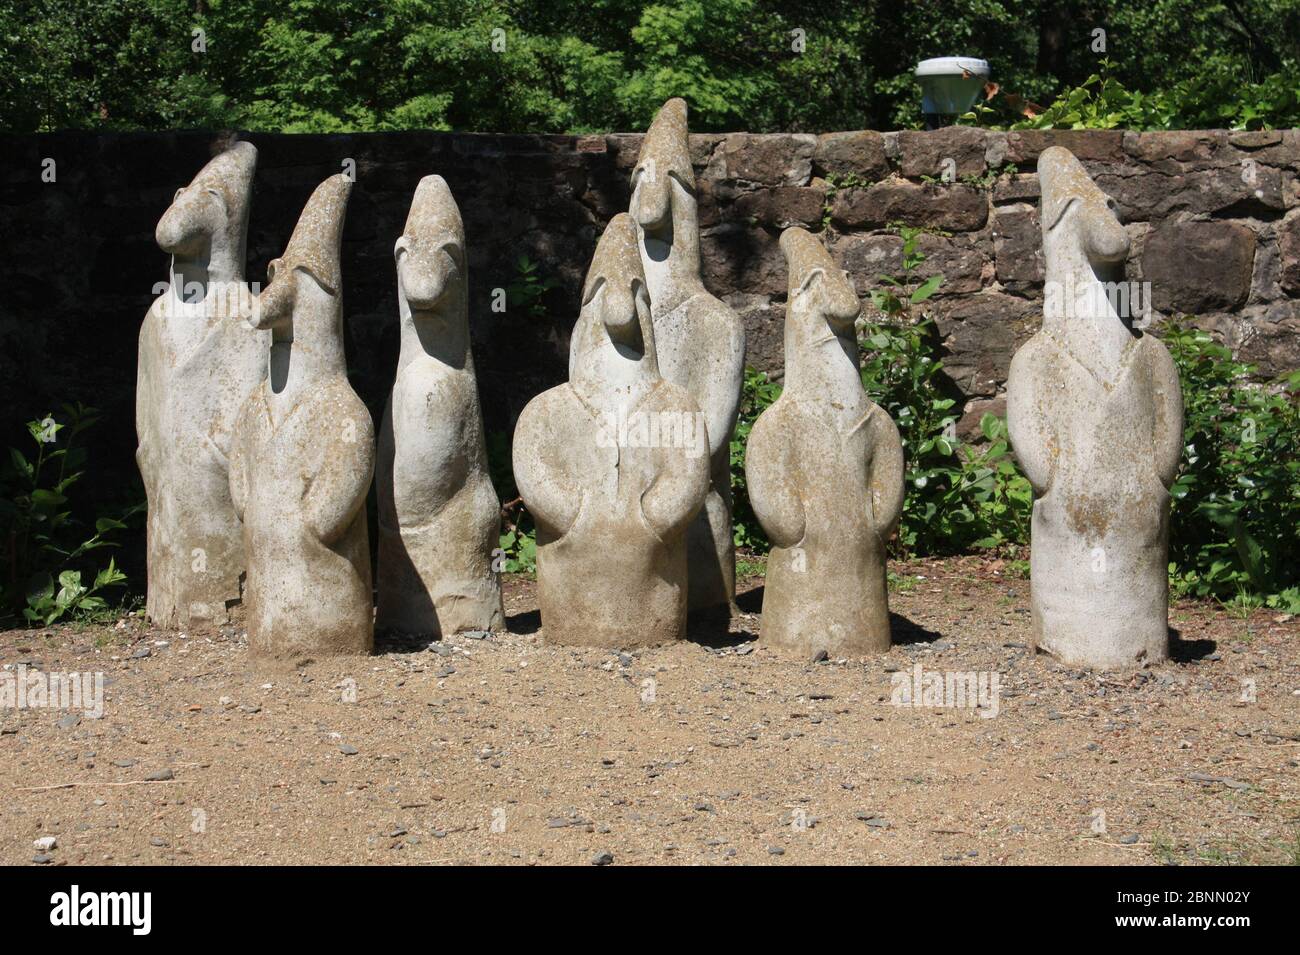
1096, 165, 1285, 222
1278, 212, 1300, 294
992, 173, 1041, 204
813, 131, 890, 181
896, 127, 988, 179
632, 99, 746, 613
733, 185, 826, 228
726, 293, 784, 373
137, 141, 267, 630
935, 292, 1037, 397
745, 227, 903, 656
830, 181, 988, 232
512, 214, 709, 647
1007, 147, 1183, 669
1229, 129, 1283, 149
1228, 302, 1300, 372
229, 174, 375, 659
1005, 130, 1125, 165
376, 176, 504, 637
831, 233, 902, 278
1142, 219, 1256, 312
914, 233, 987, 294
1123, 130, 1223, 165
722, 133, 816, 185
993, 206, 1044, 285
701, 222, 786, 297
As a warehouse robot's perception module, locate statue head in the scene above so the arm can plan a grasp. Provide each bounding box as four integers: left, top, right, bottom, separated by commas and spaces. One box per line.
156, 141, 257, 266
579, 213, 653, 356
251, 174, 352, 332
631, 98, 694, 237
1038, 146, 1128, 274
781, 227, 860, 343
395, 175, 465, 313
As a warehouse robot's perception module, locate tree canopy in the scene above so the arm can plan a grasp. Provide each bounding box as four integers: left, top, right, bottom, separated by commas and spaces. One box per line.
2, 0, 1298, 132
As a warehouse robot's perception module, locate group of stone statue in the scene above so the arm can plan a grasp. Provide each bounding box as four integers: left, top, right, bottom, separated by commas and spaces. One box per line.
136, 100, 1183, 671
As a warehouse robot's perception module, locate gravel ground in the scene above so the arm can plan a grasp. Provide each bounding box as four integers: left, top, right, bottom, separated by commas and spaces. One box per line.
2, 556, 1298, 866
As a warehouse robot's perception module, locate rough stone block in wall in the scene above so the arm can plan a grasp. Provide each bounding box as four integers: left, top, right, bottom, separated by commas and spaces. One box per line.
0, 128, 1297, 522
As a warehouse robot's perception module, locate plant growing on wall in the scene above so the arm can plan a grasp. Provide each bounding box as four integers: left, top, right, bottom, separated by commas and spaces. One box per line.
0, 405, 138, 625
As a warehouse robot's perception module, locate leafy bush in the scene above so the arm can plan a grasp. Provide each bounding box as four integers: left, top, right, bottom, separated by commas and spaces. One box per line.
969, 59, 1300, 131
730, 367, 783, 551
506, 255, 561, 319
0, 405, 136, 625
1164, 322, 1300, 611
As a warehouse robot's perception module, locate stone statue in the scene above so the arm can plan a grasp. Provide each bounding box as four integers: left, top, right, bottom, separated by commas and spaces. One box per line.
1007, 146, 1184, 668
376, 175, 504, 637
630, 97, 746, 616
136, 141, 267, 629
513, 213, 710, 647
229, 174, 375, 659
745, 228, 904, 656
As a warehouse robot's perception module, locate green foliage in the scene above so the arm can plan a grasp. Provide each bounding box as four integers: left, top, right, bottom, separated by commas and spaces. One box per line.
6, 1, 1298, 133
969, 59, 1300, 130
730, 367, 783, 550
859, 323, 1031, 554
1164, 322, 1300, 611
0, 405, 136, 625
868, 223, 945, 319
506, 255, 561, 319
485, 429, 536, 575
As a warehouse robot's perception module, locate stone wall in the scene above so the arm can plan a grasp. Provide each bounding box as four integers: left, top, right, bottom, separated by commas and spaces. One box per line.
1, 127, 1297, 503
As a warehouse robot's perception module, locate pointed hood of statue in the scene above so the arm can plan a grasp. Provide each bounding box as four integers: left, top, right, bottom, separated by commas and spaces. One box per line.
403, 174, 463, 243
583, 213, 644, 305
636, 97, 694, 188
780, 226, 835, 294
282, 174, 352, 296
192, 141, 257, 252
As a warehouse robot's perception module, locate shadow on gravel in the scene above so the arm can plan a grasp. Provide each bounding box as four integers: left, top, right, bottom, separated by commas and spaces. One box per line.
507, 609, 541, 636
1168, 626, 1217, 663
890, 612, 944, 646
373, 629, 439, 654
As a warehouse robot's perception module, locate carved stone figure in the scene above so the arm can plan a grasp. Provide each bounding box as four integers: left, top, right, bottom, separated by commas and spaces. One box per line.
630, 97, 746, 615
1007, 146, 1183, 668
136, 141, 267, 629
376, 176, 503, 636
514, 214, 710, 647
745, 228, 904, 656
229, 174, 375, 659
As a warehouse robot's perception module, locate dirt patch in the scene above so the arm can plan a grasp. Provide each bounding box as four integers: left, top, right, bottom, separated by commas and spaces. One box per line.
2, 557, 1298, 866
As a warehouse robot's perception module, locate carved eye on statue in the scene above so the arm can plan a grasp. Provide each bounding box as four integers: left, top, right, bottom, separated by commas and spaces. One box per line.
267, 258, 284, 282
442, 241, 465, 274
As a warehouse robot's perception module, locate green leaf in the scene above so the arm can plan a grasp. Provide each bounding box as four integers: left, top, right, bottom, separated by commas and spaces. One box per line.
909, 275, 943, 304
